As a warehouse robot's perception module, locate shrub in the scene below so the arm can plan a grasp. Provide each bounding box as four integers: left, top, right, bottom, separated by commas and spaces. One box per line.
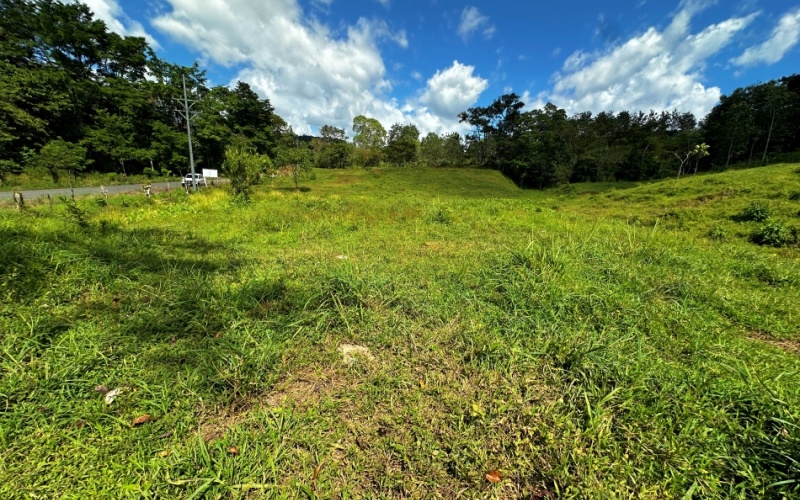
735, 202, 770, 222
708, 223, 727, 241
750, 221, 797, 247
142, 167, 158, 179
222, 141, 272, 198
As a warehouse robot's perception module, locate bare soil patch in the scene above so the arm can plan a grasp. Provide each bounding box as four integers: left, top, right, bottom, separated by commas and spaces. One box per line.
750, 331, 800, 355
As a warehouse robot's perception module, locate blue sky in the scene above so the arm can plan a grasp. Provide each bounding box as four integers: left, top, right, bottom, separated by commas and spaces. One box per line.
80, 0, 800, 135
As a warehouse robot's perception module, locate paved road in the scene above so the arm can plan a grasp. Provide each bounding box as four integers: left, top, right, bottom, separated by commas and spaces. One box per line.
9, 180, 225, 200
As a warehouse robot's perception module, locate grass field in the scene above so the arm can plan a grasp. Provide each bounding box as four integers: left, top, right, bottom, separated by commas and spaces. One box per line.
1, 165, 799, 498
0, 170, 178, 192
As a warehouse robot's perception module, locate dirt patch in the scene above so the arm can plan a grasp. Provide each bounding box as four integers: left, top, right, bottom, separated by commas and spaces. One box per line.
198, 367, 350, 442
750, 331, 800, 356
198, 400, 253, 442
264, 368, 345, 408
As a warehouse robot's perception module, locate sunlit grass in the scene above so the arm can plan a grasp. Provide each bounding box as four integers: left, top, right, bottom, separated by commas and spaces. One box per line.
1, 165, 799, 498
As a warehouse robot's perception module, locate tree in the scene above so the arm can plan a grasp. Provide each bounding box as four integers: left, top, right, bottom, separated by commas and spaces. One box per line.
673, 143, 709, 179
313, 125, 351, 168
352, 115, 385, 167
275, 146, 312, 188
33, 139, 88, 183
420, 132, 443, 167
320, 125, 346, 142
221, 140, 272, 198
753, 82, 797, 164
352, 115, 386, 149
385, 123, 419, 166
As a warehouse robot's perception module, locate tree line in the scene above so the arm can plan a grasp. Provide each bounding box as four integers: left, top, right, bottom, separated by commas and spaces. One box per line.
0, 0, 297, 185
2, 0, 799, 189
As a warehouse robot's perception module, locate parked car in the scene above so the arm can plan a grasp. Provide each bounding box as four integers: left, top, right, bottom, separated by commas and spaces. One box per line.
181, 173, 205, 188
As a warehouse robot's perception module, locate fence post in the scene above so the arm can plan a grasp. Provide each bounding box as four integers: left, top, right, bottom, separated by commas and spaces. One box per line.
13, 191, 24, 210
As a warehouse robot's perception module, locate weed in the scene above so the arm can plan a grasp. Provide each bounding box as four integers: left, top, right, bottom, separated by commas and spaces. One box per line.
708, 223, 728, 241
735, 202, 771, 222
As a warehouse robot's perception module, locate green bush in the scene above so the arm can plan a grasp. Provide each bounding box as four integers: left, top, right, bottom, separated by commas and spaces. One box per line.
735, 202, 771, 222
142, 167, 158, 179
750, 221, 797, 247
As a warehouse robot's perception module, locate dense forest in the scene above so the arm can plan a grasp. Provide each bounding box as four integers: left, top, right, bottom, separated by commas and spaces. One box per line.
2, 0, 800, 189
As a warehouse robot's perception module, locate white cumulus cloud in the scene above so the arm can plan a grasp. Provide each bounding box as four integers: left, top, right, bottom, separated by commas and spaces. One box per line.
732, 8, 800, 66
73, 0, 160, 49
151, 0, 481, 136
539, 3, 757, 119
420, 61, 488, 118
457, 6, 494, 42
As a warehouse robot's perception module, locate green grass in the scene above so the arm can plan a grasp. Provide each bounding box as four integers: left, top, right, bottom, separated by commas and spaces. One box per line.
0, 170, 179, 191
1, 165, 799, 498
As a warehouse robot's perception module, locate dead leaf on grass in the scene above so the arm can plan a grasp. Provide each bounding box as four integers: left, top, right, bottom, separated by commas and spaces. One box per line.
157, 450, 171, 458
158, 431, 173, 439
227, 446, 240, 455
485, 470, 502, 483
132, 414, 151, 427
94, 385, 109, 394
311, 461, 324, 492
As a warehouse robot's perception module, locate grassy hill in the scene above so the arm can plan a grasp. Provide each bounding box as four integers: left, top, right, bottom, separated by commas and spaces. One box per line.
1, 165, 799, 498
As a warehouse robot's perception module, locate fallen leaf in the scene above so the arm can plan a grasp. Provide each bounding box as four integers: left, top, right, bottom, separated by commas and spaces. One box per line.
157, 450, 171, 458
94, 385, 109, 394
104, 388, 121, 405
532, 487, 554, 499
132, 414, 151, 427
418, 379, 425, 389
227, 446, 239, 455
311, 461, 324, 492
158, 431, 173, 439
485, 470, 502, 483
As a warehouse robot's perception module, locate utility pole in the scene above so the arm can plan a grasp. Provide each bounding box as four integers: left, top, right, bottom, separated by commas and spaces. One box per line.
177, 74, 199, 192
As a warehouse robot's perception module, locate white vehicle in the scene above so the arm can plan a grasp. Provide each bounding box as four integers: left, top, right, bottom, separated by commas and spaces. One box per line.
181, 173, 205, 188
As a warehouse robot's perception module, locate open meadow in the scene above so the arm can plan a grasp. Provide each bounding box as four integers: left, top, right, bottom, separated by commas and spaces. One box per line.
1, 165, 799, 498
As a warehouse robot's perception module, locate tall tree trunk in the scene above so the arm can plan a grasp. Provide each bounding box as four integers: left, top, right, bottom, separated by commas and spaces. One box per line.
761, 109, 776, 165
748, 139, 757, 165
726, 138, 734, 168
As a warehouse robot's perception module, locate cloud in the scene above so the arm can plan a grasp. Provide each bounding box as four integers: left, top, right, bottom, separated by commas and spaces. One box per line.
376, 0, 390, 7
73, 0, 160, 49
539, 4, 757, 119
457, 6, 494, 42
732, 8, 800, 66
152, 0, 473, 136
419, 61, 489, 118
